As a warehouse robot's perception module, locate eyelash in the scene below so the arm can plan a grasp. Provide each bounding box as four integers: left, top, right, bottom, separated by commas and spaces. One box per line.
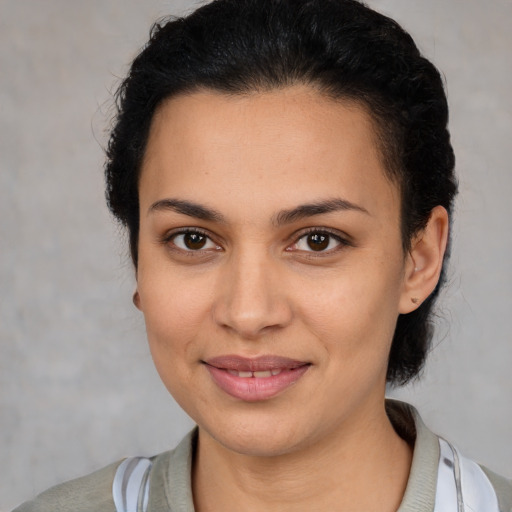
161, 228, 221, 254
161, 227, 351, 256
288, 228, 351, 256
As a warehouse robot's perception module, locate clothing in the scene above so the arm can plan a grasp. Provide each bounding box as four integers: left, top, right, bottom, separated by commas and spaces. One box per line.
13, 401, 512, 512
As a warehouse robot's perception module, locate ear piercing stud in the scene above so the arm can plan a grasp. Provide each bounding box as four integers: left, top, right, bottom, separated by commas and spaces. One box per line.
411, 297, 420, 304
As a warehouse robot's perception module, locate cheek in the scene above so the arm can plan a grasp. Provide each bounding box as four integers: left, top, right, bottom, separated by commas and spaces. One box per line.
138, 273, 215, 412
137, 264, 214, 368
296, 258, 403, 357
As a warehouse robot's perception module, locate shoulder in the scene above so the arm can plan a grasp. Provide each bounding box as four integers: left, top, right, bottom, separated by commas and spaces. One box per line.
12, 459, 122, 512
387, 399, 512, 512
11, 430, 197, 512
480, 465, 512, 511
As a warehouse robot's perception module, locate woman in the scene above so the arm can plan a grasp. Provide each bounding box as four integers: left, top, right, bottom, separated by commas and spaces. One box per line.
14, 0, 511, 510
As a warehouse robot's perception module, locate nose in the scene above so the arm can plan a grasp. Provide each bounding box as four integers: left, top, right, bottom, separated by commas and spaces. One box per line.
212, 250, 293, 339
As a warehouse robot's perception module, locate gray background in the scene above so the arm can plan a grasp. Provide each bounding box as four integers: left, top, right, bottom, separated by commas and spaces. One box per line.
1, 0, 511, 509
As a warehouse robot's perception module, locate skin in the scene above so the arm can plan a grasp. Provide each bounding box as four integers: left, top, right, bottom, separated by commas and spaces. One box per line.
135, 86, 449, 511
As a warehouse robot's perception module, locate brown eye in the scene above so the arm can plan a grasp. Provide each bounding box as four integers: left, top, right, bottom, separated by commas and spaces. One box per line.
171, 231, 219, 251
184, 232, 207, 250
307, 233, 329, 251
292, 230, 344, 253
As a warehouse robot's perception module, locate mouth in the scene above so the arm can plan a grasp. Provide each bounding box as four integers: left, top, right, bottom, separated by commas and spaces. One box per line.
203, 355, 311, 401
226, 368, 285, 378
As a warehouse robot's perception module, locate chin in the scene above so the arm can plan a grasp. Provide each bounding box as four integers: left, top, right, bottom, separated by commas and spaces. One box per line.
197, 407, 321, 458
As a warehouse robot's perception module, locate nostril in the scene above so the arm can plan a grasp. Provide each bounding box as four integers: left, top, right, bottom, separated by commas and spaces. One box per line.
212, 300, 292, 339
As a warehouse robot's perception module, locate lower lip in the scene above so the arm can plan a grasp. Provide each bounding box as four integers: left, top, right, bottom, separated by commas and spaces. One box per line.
205, 365, 310, 402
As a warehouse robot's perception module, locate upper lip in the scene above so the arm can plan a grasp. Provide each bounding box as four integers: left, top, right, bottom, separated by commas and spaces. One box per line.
204, 355, 310, 372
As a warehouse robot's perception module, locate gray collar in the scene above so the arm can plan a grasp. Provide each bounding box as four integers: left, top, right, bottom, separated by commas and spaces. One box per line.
158, 400, 440, 512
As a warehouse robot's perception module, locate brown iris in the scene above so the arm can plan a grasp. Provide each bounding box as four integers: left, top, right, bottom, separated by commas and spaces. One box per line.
307, 233, 329, 251
184, 232, 207, 250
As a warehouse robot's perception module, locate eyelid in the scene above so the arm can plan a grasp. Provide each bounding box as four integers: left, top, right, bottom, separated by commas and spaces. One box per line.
286, 227, 352, 254
159, 226, 351, 255
160, 227, 222, 251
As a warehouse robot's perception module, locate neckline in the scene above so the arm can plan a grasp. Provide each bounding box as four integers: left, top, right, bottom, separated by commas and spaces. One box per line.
164, 400, 440, 512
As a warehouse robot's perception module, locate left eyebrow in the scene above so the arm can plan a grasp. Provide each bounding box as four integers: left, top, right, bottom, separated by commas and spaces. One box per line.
273, 198, 369, 226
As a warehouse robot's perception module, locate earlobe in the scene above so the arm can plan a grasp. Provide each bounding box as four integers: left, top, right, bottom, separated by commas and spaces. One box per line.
133, 289, 142, 310
399, 206, 449, 314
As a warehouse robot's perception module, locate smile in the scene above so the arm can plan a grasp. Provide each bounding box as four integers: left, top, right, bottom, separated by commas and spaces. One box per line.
227, 369, 283, 378
203, 355, 311, 401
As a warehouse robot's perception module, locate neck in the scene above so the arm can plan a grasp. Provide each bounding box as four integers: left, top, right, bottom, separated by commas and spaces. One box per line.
192, 400, 412, 512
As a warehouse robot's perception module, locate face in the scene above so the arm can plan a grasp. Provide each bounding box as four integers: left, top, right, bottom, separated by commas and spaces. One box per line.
136, 86, 410, 456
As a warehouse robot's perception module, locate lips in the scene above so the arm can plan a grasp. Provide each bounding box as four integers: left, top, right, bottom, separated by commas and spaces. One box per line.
203, 355, 311, 401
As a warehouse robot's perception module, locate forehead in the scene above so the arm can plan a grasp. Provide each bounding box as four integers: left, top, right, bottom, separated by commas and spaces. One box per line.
140, 86, 399, 221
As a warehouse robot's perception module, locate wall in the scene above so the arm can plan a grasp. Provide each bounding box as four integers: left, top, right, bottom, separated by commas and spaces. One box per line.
1, 0, 511, 509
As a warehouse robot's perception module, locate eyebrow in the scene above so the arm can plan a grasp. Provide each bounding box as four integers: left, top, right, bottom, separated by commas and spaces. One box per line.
148, 197, 369, 224
273, 198, 369, 226
148, 198, 226, 223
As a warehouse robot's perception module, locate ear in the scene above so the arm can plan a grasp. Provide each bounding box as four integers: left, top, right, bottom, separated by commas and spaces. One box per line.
399, 205, 450, 314
133, 289, 142, 310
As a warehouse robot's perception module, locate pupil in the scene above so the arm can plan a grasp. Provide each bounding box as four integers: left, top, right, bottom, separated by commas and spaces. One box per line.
307, 233, 329, 251
184, 233, 206, 250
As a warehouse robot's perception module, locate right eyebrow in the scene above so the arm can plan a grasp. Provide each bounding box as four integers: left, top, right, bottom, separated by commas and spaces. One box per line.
148, 198, 226, 223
